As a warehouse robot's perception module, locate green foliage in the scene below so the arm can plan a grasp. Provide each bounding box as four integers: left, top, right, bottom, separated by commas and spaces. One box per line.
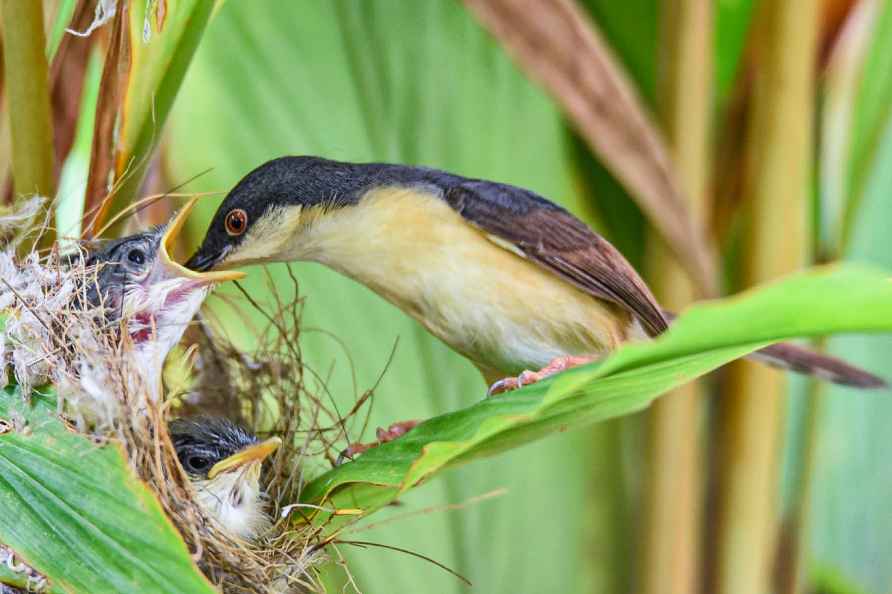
0, 561, 64, 594
715, 0, 757, 105
46, 0, 78, 60
98, 0, 219, 233
808, 124, 892, 593
165, 2, 892, 592
169, 2, 599, 591
810, 564, 874, 594
302, 265, 892, 525
0, 386, 214, 594
843, 0, 892, 244
3, 1, 890, 592
795, 8, 892, 590
579, 0, 659, 105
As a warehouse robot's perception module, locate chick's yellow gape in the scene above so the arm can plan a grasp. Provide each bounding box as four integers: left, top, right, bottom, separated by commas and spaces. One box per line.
186, 156, 884, 396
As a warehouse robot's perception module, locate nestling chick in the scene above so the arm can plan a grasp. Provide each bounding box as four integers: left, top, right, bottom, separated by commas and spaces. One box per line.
169, 416, 281, 540
82, 199, 243, 396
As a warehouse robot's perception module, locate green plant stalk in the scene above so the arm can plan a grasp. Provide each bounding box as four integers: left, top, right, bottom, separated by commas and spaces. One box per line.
641, 2, 712, 593
713, 1, 818, 593
776, 340, 826, 594
0, 0, 56, 248
46, 0, 78, 60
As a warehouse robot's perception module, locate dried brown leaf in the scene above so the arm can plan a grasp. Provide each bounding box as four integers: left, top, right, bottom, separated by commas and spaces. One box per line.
50, 0, 98, 173
82, 2, 131, 239
464, 0, 717, 295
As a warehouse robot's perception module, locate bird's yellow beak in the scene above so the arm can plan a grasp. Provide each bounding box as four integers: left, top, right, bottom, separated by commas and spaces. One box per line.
160, 197, 246, 283
207, 436, 282, 480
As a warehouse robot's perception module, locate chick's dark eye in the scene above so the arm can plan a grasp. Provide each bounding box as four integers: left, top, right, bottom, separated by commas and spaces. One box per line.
224, 208, 247, 236
127, 248, 145, 265
186, 455, 211, 473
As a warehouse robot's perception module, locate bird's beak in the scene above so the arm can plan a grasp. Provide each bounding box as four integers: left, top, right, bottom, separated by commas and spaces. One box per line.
160, 198, 245, 283
207, 436, 282, 480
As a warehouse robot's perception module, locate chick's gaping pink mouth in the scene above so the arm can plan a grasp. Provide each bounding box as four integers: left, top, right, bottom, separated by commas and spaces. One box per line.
128, 282, 205, 344
130, 311, 155, 343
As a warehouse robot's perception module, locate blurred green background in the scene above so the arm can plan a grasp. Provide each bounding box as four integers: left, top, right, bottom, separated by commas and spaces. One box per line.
161, 2, 892, 592
170, 4, 601, 592
2, 0, 891, 592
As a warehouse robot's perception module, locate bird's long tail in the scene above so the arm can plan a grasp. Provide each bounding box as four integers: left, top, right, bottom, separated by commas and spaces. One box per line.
746, 342, 885, 388
660, 311, 886, 389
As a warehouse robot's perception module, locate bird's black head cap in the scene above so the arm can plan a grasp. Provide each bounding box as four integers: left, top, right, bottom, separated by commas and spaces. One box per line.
169, 416, 258, 479
185, 156, 373, 271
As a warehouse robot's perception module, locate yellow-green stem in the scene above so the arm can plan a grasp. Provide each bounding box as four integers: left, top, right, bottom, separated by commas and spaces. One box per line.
713, 1, 818, 593
776, 340, 827, 594
0, 0, 56, 249
641, 2, 712, 594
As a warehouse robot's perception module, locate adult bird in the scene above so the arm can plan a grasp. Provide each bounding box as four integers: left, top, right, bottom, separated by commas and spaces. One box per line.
170, 416, 281, 540
82, 198, 243, 396
185, 156, 884, 397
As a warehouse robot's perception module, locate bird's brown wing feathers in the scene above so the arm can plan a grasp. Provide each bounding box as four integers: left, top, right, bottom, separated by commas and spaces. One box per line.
444, 181, 669, 337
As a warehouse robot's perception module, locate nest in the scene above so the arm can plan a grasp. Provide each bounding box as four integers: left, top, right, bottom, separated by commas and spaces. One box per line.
0, 201, 367, 593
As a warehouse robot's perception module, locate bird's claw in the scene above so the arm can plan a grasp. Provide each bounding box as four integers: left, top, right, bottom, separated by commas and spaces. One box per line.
336, 442, 372, 465
336, 419, 419, 465
487, 355, 598, 396
375, 419, 418, 442
487, 370, 539, 396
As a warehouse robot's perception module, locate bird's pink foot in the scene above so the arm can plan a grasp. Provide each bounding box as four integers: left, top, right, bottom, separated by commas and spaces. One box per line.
487, 355, 597, 396
337, 420, 419, 464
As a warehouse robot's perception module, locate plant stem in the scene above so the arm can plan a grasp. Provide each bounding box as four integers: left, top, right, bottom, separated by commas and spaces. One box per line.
0, 0, 56, 247
641, 2, 712, 594
712, 1, 818, 593
776, 340, 827, 594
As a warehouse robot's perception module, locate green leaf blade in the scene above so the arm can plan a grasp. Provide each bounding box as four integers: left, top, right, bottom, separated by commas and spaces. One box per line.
0, 388, 216, 594
302, 265, 892, 523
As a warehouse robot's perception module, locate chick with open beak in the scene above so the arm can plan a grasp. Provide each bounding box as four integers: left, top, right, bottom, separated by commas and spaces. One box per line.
83, 199, 244, 396
169, 417, 281, 540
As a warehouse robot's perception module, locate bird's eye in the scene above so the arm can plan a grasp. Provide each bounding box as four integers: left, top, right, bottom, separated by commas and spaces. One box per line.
224, 209, 248, 236
186, 455, 211, 473
127, 248, 145, 265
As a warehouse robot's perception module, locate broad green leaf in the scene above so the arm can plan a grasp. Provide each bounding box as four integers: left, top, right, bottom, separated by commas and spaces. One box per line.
168, 2, 599, 592
300, 265, 892, 523
808, 113, 892, 592
807, 24, 892, 590
0, 387, 215, 594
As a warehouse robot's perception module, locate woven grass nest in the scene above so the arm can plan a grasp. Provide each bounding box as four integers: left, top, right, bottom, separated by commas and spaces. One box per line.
0, 199, 368, 593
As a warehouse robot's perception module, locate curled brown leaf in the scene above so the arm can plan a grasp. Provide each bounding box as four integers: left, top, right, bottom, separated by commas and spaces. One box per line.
82, 2, 131, 239
464, 0, 717, 295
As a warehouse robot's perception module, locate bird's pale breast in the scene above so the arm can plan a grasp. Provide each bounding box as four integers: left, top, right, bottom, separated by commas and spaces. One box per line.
295, 186, 633, 376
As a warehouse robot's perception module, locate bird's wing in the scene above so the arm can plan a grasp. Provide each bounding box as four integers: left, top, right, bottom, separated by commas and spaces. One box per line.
444, 181, 668, 337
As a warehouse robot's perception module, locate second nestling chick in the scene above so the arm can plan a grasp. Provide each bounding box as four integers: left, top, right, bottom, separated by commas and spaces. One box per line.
169, 416, 281, 541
